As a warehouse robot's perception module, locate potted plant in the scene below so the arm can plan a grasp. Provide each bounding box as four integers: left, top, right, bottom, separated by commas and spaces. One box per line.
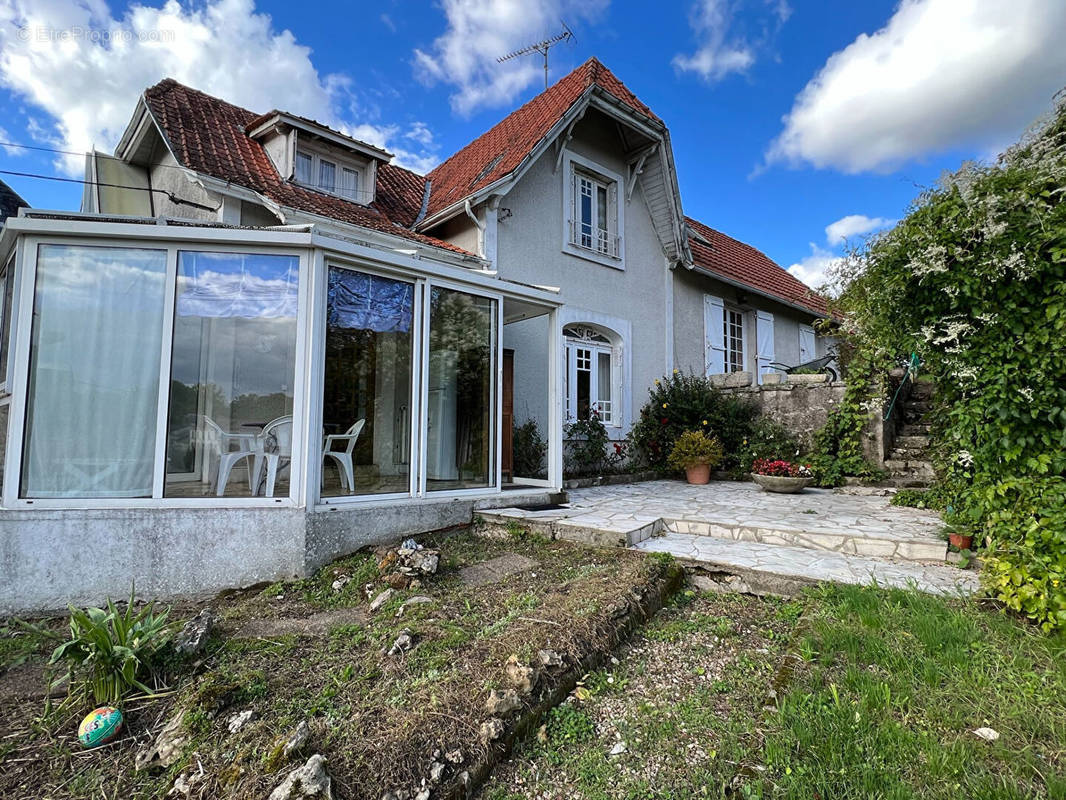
751, 458, 813, 493
943, 518, 974, 551
668, 430, 724, 485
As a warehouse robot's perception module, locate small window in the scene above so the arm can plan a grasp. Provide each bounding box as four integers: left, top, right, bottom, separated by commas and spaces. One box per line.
339, 167, 360, 201
318, 159, 336, 193
570, 168, 618, 257
723, 309, 744, 372
295, 151, 313, 184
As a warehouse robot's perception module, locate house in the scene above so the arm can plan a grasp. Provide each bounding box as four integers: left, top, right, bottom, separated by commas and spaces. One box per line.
0, 59, 830, 613
0, 179, 27, 224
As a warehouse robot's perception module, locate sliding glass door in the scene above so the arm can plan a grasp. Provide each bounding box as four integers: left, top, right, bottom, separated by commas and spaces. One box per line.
426, 286, 497, 493
321, 267, 414, 497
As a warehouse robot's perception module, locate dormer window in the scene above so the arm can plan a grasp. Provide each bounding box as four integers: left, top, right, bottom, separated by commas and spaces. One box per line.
561, 151, 625, 269
294, 148, 363, 202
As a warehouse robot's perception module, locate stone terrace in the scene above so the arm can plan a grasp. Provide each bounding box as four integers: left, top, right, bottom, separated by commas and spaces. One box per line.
480, 480, 979, 597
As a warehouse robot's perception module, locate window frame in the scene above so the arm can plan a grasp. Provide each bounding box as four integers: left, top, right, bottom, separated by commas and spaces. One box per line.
293, 146, 367, 204
0, 253, 17, 395
5, 236, 310, 510
723, 306, 747, 374
561, 151, 625, 270
563, 325, 618, 427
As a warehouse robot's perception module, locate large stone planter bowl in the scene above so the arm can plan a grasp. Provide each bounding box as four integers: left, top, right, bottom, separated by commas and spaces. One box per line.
751, 474, 813, 493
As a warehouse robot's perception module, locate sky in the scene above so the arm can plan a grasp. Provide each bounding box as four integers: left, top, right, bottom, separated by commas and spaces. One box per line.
0, 0, 1064, 290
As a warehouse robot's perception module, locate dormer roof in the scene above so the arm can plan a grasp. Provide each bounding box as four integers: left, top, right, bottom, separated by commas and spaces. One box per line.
245, 110, 393, 163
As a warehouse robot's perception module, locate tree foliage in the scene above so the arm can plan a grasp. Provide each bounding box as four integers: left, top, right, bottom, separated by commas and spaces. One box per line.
832, 96, 1066, 630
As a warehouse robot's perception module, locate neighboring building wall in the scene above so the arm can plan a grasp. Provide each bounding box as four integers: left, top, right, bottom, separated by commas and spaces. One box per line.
671, 267, 829, 377
148, 147, 220, 221
491, 110, 671, 439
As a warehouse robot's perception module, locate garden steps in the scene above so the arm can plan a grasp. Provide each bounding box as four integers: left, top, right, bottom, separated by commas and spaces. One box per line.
635, 534, 978, 598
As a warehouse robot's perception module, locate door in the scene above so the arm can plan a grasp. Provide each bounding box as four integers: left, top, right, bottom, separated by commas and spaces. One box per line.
502, 349, 514, 482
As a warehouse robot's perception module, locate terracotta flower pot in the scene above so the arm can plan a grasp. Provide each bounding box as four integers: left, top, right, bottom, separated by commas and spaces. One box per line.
751, 473, 812, 493
685, 464, 711, 485
948, 532, 973, 551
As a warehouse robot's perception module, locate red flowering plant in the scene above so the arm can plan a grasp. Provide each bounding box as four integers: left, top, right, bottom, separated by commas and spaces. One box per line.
751, 458, 813, 478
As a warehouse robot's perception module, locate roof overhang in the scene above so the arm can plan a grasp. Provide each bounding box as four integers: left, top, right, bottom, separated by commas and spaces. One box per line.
247, 112, 393, 163
685, 261, 829, 320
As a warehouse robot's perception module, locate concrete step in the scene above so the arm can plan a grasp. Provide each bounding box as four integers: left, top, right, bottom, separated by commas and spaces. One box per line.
894, 435, 930, 449
635, 534, 978, 597
875, 476, 934, 489
664, 514, 947, 563
889, 449, 930, 462
909, 381, 936, 400
900, 424, 931, 436
884, 459, 935, 478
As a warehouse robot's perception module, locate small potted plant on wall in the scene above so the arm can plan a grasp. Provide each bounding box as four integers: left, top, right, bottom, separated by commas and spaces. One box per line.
751, 458, 813, 493
668, 430, 724, 485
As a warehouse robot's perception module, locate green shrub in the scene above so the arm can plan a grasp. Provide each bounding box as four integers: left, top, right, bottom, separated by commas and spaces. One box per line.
667, 430, 724, 471
829, 94, 1066, 629
564, 413, 623, 478
38, 588, 171, 705
513, 418, 547, 478
733, 417, 804, 477
629, 371, 758, 473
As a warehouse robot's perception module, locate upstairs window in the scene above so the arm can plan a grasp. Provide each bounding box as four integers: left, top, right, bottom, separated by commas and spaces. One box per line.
570, 169, 618, 257
294, 148, 364, 203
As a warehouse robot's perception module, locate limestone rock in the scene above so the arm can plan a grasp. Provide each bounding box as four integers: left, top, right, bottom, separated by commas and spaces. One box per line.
484, 689, 520, 715
174, 609, 215, 657
414, 790, 430, 800
226, 709, 256, 734
504, 655, 537, 693
331, 575, 351, 592
369, 589, 394, 613
428, 760, 445, 783
480, 718, 505, 742
268, 754, 332, 800
537, 649, 564, 670
444, 748, 463, 764
973, 727, 1000, 742
136, 710, 188, 771
168, 768, 204, 798
388, 629, 415, 657
283, 720, 311, 758
396, 596, 434, 617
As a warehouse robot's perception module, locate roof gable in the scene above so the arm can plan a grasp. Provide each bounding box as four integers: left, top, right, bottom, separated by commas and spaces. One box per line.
139, 79, 465, 256
685, 216, 829, 317
423, 58, 660, 218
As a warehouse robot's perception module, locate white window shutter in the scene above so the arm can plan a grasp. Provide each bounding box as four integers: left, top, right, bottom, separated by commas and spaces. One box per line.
704, 295, 726, 376
799, 324, 816, 363
756, 310, 775, 383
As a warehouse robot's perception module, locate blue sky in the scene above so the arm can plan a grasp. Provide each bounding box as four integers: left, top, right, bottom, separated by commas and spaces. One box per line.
1, 0, 1064, 287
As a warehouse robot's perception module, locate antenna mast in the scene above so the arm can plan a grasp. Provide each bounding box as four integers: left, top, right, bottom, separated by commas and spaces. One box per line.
497, 22, 575, 89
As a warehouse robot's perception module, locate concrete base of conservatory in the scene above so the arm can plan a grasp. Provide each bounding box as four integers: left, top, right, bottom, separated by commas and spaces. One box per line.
0, 489, 561, 615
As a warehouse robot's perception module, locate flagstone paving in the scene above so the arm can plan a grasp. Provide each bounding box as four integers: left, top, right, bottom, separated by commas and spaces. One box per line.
480, 480, 980, 596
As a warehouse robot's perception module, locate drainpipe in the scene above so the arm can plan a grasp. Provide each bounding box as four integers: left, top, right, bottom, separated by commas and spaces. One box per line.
464, 198, 488, 262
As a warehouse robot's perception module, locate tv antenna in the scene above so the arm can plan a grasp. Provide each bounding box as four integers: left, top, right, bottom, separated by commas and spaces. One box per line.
497, 22, 575, 90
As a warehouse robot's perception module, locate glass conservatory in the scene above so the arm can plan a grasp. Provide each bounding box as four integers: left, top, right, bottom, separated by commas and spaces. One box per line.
0, 213, 563, 511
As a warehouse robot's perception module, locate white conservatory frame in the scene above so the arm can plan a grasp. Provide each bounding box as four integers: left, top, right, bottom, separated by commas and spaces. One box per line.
0, 214, 564, 512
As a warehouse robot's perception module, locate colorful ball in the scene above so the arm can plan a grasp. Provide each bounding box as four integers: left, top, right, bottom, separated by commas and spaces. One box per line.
78, 706, 123, 748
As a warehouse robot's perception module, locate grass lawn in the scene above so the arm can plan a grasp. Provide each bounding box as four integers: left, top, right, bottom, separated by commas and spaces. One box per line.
481, 585, 1066, 799
0, 529, 676, 799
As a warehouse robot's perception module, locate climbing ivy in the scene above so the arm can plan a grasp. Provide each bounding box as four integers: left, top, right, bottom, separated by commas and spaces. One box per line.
829, 94, 1066, 631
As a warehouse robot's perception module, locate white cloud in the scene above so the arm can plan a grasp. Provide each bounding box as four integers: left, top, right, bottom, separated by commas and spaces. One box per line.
765, 0, 1066, 173
824, 214, 893, 246
787, 243, 841, 291
672, 0, 753, 82
0, 0, 437, 175
412, 0, 607, 116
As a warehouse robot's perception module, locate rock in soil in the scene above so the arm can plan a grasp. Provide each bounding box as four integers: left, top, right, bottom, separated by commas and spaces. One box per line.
387, 629, 415, 657
484, 689, 521, 715
429, 760, 446, 783
174, 609, 215, 656
227, 709, 257, 733
369, 589, 394, 613
504, 655, 537, 693
480, 718, 505, 742
385, 572, 412, 590
282, 720, 311, 758
136, 710, 188, 771
444, 748, 464, 764
537, 649, 564, 670
268, 754, 332, 800
973, 727, 1000, 742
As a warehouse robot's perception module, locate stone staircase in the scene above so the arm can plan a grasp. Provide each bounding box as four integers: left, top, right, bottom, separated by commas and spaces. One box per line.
882, 381, 935, 488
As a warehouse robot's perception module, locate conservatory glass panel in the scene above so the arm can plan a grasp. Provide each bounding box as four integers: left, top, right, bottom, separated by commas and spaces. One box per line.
21, 245, 167, 498
321, 267, 414, 498
164, 251, 299, 498
426, 287, 496, 491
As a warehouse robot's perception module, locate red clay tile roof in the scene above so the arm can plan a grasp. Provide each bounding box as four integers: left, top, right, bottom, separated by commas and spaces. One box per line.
423, 57, 661, 219
141, 79, 471, 256
686, 216, 829, 317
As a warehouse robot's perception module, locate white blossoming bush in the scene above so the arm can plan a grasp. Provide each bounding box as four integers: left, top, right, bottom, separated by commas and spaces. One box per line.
831, 96, 1066, 632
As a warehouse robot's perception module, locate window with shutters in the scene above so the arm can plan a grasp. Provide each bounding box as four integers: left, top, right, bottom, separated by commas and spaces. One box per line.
724, 308, 745, 372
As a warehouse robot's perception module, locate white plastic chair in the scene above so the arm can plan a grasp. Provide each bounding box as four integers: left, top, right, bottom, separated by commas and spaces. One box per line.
259, 415, 294, 498
201, 417, 259, 497
323, 419, 365, 493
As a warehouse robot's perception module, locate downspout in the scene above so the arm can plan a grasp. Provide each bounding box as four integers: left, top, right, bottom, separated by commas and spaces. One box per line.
464, 198, 487, 260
